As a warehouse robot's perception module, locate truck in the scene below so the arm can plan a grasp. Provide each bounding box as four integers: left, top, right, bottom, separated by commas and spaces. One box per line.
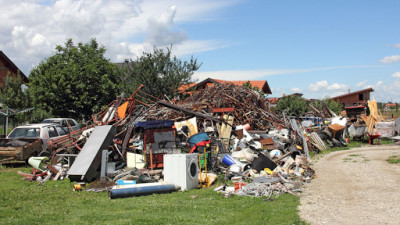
0, 138, 43, 164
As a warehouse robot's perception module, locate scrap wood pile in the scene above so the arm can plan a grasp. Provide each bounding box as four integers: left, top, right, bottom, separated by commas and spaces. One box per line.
11, 83, 400, 200
147, 83, 283, 130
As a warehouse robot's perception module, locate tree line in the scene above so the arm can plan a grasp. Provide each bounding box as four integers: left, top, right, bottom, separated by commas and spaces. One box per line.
1, 39, 200, 124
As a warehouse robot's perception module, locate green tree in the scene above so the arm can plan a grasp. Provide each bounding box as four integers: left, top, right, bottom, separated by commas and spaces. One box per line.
122, 46, 201, 99
0, 73, 32, 124
276, 95, 308, 117
242, 81, 263, 97
28, 38, 122, 121
311, 98, 343, 115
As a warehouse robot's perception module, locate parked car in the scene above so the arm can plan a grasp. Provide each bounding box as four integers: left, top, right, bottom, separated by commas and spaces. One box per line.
6, 123, 68, 152
41, 118, 80, 133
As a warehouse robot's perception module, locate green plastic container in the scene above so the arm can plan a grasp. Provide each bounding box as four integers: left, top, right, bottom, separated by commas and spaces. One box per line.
199, 153, 212, 170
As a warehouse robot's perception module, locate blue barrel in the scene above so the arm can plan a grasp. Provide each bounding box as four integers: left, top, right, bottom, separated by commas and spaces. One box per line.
222, 155, 237, 166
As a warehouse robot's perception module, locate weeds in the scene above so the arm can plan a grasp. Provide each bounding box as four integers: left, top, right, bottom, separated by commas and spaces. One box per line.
387, 155, 400, 164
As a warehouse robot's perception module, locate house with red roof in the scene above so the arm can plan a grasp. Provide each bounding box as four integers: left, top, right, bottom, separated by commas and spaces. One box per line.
0, 51, 28, 88
179, 78, 272, 96
331, 88, 374, 107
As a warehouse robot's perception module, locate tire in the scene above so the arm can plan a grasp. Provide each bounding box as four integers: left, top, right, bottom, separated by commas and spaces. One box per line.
38, 150, 51, 157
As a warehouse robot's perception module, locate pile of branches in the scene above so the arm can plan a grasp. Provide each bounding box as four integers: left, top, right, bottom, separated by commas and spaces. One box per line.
147, 83, 283, 130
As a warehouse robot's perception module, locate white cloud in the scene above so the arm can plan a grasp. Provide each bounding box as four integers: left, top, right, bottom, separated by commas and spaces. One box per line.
327, 83, 349, 91
172, 39, 234, 57
392, 72, 400, 78
394, 43, 400, 48
308, 81, 328, 92
146, 5, 188, 46
290, 87, 303, 93
357, 80, 367, 87
0, 0, 238, 74
376, 81, 384, 86
379, 55, 400, 64
272, 87, 283, 92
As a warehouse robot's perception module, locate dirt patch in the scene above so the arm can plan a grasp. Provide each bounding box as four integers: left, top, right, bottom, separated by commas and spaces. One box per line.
299, 145, 400, 225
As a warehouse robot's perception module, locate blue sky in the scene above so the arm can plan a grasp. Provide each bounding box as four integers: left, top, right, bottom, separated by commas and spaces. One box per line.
1, 0, 399, 101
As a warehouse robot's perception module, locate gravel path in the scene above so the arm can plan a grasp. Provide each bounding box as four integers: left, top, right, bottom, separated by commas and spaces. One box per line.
299, 144, 400, 225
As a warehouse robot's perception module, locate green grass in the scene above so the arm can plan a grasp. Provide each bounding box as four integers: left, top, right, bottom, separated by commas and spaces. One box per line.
0, 166, 305, 225
386, 155, 400, 164
343, 154, 370, 163
362, 158, 371, 163
348, 154, 362, 157
342, 157, 351, 162
310, 139, 367, 162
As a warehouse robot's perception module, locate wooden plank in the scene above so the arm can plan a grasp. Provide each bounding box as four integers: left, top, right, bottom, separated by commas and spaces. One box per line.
219, 115, 234, 150
212, 107, 235, 113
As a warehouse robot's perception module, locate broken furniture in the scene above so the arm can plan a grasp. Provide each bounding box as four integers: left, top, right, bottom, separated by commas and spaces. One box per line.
135, 120, 177, 169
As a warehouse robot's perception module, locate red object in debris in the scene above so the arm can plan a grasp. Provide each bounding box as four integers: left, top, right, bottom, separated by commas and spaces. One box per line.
234, 182, 247, 192
243, 123, 251, 131
212, 107, 235, 113
189, 140, 211, 153
146, 153, 166, 169
367, 132, 381, 145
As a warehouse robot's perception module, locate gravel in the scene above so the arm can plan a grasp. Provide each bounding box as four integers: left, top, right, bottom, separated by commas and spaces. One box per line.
299, 144, 400, 225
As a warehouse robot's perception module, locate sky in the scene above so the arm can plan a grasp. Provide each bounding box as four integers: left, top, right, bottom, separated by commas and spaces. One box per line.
1, 0, 399, 102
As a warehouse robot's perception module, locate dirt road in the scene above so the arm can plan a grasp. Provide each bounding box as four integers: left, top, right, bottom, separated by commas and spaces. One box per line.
299, 145, 400, 225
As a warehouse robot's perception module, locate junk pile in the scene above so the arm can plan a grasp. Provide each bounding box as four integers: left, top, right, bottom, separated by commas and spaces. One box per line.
12, 83, 398, 200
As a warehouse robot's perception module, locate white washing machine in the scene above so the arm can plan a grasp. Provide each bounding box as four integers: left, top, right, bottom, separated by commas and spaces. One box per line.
163, 154, 199, 191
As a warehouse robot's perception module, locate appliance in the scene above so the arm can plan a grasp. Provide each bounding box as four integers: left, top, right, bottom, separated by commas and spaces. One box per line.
163, 154, 199, 190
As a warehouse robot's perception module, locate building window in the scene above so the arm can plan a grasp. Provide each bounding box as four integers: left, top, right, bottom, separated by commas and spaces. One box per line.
359, 93, 363, 100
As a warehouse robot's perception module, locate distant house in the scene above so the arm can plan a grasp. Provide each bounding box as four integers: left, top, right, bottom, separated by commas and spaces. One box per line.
384, 103, 397, 111
267, 93, 307, 108
0, 51, 28, 88
179, 78, 272, 96
331, 88, 374, 107
114, 59, 133, 71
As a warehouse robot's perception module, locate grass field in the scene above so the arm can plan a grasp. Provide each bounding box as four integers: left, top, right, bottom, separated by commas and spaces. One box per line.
0, 166, 305, 225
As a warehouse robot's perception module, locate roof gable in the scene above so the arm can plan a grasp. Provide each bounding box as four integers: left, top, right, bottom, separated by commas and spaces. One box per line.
0, 51, 28, 83
182, 78, 272, 94
331, 88, 374, 99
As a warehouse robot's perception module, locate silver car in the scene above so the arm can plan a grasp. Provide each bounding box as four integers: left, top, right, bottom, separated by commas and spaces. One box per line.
41, 118, 80, 133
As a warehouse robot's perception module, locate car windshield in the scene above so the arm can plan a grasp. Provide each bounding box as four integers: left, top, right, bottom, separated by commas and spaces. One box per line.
42, 119, 61, 125
7, 128, 40, 138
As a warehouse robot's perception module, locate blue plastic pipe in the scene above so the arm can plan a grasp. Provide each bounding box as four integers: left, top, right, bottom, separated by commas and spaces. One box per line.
109, 183, 180, 199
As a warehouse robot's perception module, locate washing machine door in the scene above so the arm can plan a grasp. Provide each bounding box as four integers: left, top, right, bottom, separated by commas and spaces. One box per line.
187, 158, 199, 180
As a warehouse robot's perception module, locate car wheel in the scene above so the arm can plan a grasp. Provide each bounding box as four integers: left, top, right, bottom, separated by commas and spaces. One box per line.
38, 150, 51, 157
